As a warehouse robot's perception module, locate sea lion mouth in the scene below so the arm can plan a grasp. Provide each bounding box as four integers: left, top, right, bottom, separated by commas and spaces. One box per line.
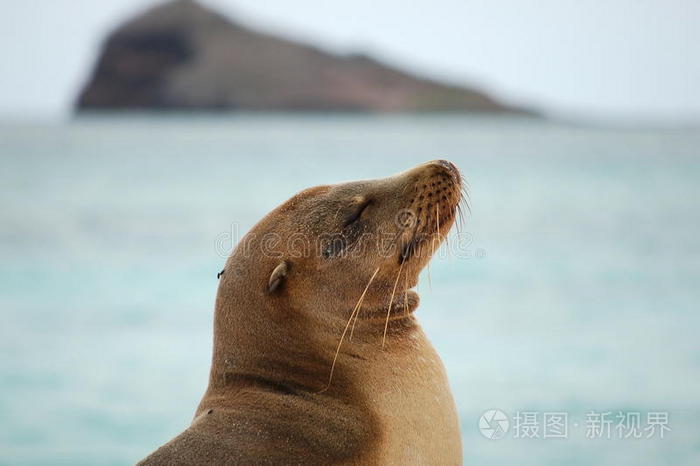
397, 197, 461, 265
363, 289, 420, 320
395, 159, 463, 266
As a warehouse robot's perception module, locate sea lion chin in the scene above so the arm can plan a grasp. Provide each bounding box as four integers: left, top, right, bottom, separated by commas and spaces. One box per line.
138, 160, 465, 465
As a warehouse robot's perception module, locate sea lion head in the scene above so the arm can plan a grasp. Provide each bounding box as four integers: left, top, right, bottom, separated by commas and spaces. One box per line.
211, 160, 464, 390
223, 159, 462, 314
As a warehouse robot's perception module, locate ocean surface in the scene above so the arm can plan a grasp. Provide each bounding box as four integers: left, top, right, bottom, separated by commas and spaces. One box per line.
1, 114, 699, 465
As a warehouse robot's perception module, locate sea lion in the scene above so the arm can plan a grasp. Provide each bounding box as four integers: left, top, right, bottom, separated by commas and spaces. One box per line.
138, 160, 465, 465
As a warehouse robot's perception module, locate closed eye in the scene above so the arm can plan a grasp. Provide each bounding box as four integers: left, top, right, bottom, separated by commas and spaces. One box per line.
343, 199, 373, 227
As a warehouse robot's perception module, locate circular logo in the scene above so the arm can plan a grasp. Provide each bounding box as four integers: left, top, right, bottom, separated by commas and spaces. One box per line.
478, 409, 509, 440
395, 209, 416, 229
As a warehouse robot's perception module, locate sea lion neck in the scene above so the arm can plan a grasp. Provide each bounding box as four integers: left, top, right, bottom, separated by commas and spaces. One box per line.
206, 294, 331, 395
204, 283, 421, 397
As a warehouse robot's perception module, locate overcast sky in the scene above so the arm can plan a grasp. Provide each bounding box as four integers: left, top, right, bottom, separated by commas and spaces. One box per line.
1, 0, 699, 121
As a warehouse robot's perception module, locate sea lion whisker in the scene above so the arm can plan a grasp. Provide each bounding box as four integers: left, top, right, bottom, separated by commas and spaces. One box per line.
399, 216, 423, 264
389, 226, 408, 257
428, 204, 442, 289
382, 260, 404, 350
462, 198, 471, 216
456, 204, 464, 233
404, 271, 409, 316
323, 266, 379, 391
350, 267, 381, 340
460, 186, 472, 215
427, 250, 432, 290
436, 203, 441, 243
436, 203, 450, 259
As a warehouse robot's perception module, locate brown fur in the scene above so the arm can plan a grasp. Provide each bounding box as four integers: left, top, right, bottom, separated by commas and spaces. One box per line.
138, 160, 463, 465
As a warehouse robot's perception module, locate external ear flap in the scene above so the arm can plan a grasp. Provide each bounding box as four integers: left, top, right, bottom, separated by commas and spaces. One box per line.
267, 261, 288, 293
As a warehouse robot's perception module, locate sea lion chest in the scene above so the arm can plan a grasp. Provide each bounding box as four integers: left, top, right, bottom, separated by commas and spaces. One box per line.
355, 326, 462, 465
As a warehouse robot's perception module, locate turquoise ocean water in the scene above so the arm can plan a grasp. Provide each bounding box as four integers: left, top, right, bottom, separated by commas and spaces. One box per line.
1, 115, 699, 465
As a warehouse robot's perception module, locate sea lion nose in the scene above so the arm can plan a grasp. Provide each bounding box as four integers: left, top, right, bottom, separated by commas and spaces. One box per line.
401, 159, 462, 187
426, 159, 461, 183
432, 159, 457, 173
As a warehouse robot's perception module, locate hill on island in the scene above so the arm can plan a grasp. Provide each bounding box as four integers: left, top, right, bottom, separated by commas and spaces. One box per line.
77, 0, 521, 112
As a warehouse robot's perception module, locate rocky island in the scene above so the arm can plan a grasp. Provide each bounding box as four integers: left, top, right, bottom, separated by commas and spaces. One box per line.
77, 0, 520, 112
